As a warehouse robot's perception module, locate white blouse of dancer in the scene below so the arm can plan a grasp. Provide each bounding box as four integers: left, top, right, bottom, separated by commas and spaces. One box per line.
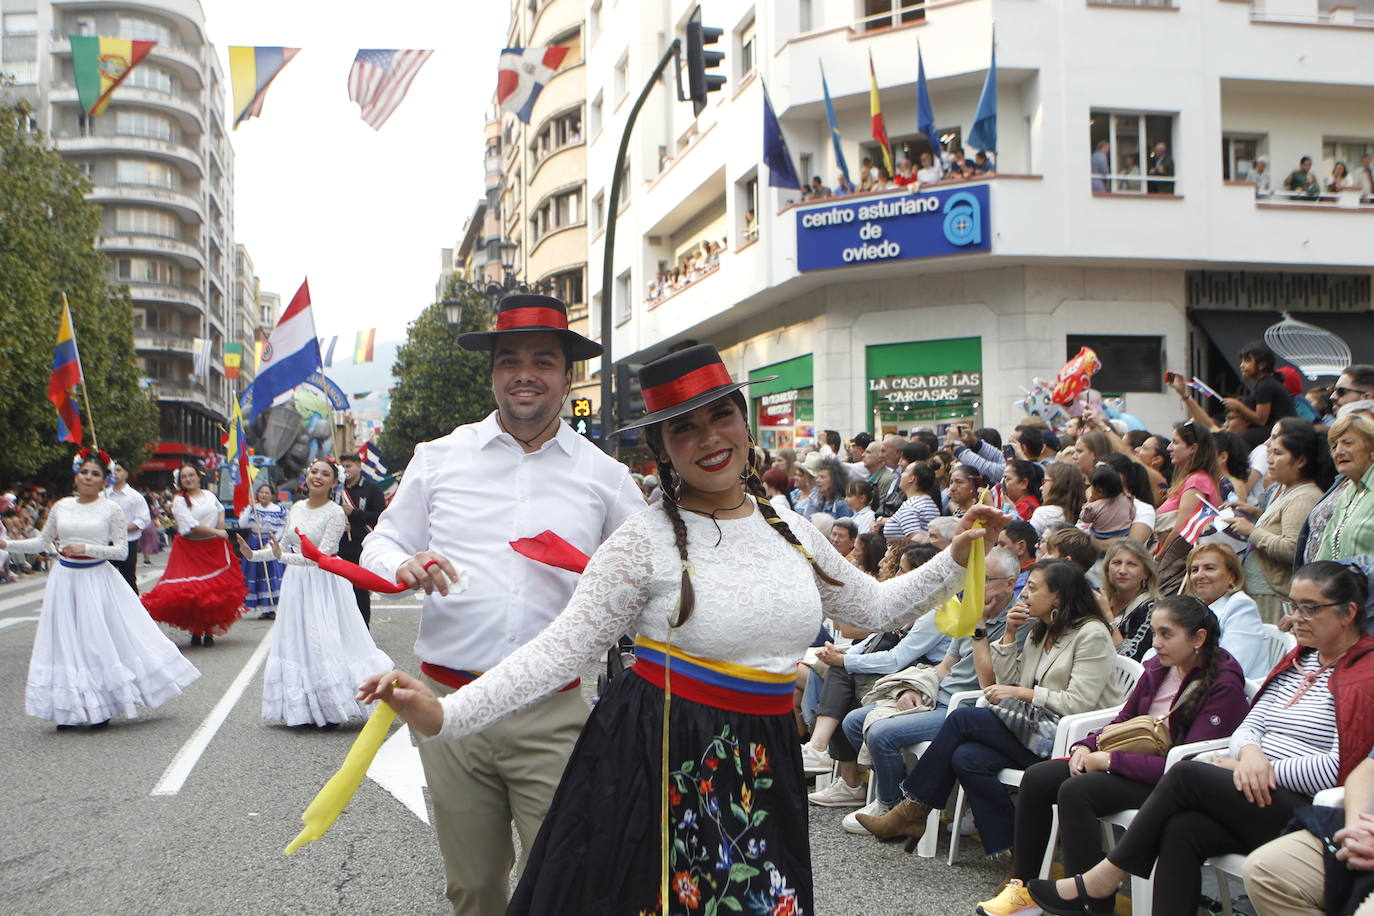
172, 489, 221, 535
11, 496, 200, 725
428, 498, 965, 742
250, 500, 392, 725
238, 501, 288, 539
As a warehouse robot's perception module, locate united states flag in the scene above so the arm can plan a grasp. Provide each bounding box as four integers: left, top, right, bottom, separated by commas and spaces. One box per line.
347, 49, 433, 130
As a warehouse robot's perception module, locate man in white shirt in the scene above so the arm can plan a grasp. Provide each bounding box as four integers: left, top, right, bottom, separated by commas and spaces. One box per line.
361, 294, 644, 916
105, 462, 150, 593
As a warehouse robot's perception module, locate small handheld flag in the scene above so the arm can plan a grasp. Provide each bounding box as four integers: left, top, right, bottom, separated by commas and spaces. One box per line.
1179, 499, 1221, 545
348, 49, 434, 130
229, 46, 300, 128
49, 302, 85, 444
70, 36, 155, 116
496, 46, 569, 124
1189, 377, 1223, 402
358, 441, 388, 482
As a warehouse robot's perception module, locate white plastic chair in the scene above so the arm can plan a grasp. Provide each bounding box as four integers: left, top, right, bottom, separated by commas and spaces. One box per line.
947, 655, 1145, 864
1258, 623, 1297, 672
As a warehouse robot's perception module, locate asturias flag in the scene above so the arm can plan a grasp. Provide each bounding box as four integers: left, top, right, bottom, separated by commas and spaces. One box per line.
496, 46, 569, 124
49, 303, 85, 444
868, 51, 893, 176
229, 46, 301, 128
70, 35, 155, 117
242, 280, 322, 422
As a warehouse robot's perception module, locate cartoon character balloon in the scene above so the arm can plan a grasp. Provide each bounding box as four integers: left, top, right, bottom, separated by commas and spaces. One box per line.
1052, 347, 1101, 406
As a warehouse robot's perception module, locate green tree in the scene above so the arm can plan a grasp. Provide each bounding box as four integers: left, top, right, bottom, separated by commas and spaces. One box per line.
379, 280, 495, 470
0, 99, 158, 483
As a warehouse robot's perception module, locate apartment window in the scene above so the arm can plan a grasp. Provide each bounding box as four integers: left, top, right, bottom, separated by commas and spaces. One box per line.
1089, 110, 1175, 194
737, 172, 759, 243
117, 158, 176, 188
799, 0, 814, 31
531, 187, 584, 240
1221, 134, 1265, 181
592, 190, 606, 232
859, 0, 925, 32
4, 58, 38, 84
614, 52, 629, 103
799, 152, 813, 185
736, 15, 756, 81
551, 26, 583, 67
3, 13, 37, 35
614, 270, 631, 324
127, 64, 173, 94
117, 256, 178, 285
116, 110, 173, 141
74, 160, 94, 179
590, 91, 603, 136
1322, 138, 1374, 182
118, 16, 172, 45
1066, 335, 1162, 393
552, 267, 585, 308
532, 107, 584, 165
589, 0, 602, 45
115, 207, 179, 239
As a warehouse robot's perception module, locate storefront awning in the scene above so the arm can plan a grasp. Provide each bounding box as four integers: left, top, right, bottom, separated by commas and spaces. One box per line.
1190, 310, 1372, 379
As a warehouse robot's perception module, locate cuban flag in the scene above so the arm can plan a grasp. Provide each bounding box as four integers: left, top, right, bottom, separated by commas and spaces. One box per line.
358, 441, 388, 482
1179, 499, 1221, 545
496, 46, 568, 124
243, 280, 322, 422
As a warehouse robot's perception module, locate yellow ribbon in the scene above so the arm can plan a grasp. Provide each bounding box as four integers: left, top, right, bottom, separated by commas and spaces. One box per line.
283, 701, 397, 855
935, 519, 985, 639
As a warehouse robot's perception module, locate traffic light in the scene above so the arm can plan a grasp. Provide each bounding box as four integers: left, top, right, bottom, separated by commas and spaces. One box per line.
684, 6, 725, 116
615, 362, 645, 424
572, 397, 592, 418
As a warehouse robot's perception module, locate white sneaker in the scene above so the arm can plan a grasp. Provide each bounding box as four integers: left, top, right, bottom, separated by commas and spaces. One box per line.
843, 799, 891, 834
960, 807, 978, 836
807, 779, 867, 807
799, 743, 833, 775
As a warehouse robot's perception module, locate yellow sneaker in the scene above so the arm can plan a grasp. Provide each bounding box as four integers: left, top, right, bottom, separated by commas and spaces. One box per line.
976, 878, 1041, 916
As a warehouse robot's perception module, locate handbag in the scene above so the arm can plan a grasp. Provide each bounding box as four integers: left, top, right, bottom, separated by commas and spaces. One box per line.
1095, 681, 1199, 756
989, 697, 1062, 759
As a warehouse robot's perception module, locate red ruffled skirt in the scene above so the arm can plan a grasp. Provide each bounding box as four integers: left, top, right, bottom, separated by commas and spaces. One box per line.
142, 536, 247, 636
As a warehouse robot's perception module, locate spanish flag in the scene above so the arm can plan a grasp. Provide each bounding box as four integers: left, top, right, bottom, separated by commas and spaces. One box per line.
229, 46, 300, 128
868, 51, 893, 176
354, 328, 376, 364
49, 303, 85, 444
70, 36, 155, 117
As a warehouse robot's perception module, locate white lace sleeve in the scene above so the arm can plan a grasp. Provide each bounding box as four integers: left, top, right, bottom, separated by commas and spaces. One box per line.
431, 511, 656, 742
5, 506, 58, 554
84, 502, 128, 560
783, 503, 964, 632
317, 504, 346, 555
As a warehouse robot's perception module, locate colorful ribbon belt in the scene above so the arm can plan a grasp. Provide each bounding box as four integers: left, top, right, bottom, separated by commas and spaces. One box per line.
632, 637, 795, 715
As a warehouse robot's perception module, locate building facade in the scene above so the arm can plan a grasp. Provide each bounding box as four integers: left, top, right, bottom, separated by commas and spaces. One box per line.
2, 0, 245, 464
586, 0, 1373, 443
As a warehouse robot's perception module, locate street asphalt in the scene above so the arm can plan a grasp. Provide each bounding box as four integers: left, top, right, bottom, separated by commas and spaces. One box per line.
0, 558, 1241, 915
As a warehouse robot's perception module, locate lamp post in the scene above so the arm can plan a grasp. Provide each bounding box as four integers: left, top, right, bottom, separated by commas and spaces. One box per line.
442, 242, 552, 327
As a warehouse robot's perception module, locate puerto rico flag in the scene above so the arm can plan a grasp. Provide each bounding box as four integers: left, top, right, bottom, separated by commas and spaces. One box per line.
496, 46, 568, 124
1179, 499, 1221, 544
242, 280, 322, 422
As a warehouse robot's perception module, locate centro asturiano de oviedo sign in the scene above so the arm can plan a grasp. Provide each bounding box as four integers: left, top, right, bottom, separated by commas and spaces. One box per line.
795, 184, 991, 272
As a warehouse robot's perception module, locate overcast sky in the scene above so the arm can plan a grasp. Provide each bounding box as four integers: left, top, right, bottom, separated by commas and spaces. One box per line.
203, 1, 508, 344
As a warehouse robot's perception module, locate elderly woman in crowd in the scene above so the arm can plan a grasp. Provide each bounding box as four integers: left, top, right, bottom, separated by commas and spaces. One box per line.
1030, 561, 1374, 916
855, 560, 1124, 855
1100, 539, 1160, 662
979, 595, 1248, 915
1314, 412, 1374, 562
1182, 542, 1270, 680
1031, 462, 1086, 534
807, 456, 854, 520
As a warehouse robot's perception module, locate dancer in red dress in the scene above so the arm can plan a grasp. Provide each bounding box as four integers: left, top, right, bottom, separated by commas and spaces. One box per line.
142, 464, 247, 647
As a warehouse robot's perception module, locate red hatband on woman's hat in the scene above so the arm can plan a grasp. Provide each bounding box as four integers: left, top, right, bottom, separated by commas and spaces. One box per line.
613, 344, 776, 434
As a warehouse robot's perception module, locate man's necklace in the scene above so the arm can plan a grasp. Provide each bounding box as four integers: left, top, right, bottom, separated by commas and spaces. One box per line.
497, 412, 561, 452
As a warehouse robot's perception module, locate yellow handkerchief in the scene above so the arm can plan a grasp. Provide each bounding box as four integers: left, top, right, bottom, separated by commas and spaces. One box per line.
935, 521, 984, 638
284, 702, 397, 855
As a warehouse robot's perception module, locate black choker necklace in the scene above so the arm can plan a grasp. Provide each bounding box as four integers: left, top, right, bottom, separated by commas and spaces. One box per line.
676, 489, 750, 518
498, 411, 561, 451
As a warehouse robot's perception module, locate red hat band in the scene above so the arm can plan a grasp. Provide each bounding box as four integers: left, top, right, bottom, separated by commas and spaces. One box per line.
642, 363, 734, 413
495, 306, 569, 332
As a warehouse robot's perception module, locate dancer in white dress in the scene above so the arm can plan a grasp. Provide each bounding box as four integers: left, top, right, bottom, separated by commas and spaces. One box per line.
239, 459, 391, 727
0, 454, 200, 729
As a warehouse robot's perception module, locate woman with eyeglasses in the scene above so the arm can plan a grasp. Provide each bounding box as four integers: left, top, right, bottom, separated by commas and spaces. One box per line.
1029, 560, 1374, 916
1153, 421, 1224, 593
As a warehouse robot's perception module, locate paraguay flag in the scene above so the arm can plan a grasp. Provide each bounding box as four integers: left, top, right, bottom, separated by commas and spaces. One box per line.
241, 280, 322, 423
49, 303, 84, 444
496, 46, 569, 124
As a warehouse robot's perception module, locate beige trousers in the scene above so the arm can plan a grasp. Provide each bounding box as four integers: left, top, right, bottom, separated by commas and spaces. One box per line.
1245, 830, 1374, 916
418, 674, 587, 916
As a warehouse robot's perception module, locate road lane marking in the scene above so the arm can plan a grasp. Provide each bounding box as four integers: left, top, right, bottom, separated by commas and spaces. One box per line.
0, 616, 39, 631
367, 725, 430, 823
151, 626, 273, 796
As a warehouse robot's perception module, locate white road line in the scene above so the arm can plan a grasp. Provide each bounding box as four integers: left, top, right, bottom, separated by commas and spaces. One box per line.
0, 616, 39, 631
378, 603, 423, 610
150, 626, 274, 797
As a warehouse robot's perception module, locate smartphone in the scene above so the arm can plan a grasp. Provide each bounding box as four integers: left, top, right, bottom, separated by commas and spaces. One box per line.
1164, 371, 1182, 385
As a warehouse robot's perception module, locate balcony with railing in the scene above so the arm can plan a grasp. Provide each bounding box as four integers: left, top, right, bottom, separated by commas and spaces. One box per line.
85, 183, 203, 221
134, 329, 196, 354
98, 232, 204, 268
54, 131, 203, 175
48, 35, 205, 87
48, 83, 204, 130
123, 282, 206, 313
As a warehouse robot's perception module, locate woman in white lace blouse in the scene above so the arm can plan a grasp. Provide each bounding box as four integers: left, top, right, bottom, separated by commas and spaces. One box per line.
1, 453, 199, 728
360, 345, 1003, 915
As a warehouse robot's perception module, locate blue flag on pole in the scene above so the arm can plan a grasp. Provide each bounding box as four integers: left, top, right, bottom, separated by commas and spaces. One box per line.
966, 32, 997, 154
916, 41, 936, 146
819, 62, 850, 186
762, 81, 801, 190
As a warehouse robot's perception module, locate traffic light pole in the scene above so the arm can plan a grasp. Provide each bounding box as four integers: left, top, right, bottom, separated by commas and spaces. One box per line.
599, 38, 681, 455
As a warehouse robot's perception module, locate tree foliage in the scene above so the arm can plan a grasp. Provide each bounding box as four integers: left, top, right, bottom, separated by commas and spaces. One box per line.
0, 99, 158, 483
378, 278, 496, 471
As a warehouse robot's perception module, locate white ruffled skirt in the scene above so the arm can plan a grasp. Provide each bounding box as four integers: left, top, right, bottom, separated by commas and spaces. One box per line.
27, 559, 202, 725
261, 563, 392, 726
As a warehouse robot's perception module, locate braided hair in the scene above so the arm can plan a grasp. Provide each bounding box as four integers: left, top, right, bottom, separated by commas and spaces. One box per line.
645, 391, 842, 628
1152, 595, 1223, 732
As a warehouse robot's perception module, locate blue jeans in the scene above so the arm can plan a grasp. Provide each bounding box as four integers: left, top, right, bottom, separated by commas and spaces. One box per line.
899, 705, 1041, 856
842, 704, 948, 807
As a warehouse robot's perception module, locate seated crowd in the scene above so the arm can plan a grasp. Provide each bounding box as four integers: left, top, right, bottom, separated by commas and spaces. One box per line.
734, 350, 1374, 915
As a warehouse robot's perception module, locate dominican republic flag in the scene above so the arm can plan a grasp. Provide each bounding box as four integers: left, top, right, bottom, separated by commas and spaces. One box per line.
496, 46, 568, 124
1179, 499, 1221, 544
359, 441, 388, 482
243, 280, 322, 422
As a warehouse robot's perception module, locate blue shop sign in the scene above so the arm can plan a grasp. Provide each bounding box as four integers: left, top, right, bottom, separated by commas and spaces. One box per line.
795, 184, 991, 272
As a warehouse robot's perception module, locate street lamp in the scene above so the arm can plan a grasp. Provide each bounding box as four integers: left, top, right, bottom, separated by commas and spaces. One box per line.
442, 240, 555, 327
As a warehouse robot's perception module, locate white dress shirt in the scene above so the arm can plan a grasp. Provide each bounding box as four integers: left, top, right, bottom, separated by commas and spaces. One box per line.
361, 411, 645, 671
105, 484, 151, 540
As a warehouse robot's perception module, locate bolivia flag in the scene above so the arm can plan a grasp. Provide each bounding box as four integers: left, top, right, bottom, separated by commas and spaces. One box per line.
354, 329, 376, 364
868, 51, 893, 176
71, 35, 155, 117
229, 46, 301, 128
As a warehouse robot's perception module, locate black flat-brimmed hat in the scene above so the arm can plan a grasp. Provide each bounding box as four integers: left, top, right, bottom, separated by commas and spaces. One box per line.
613, 344, 776, 434
457, 293, 602, 361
